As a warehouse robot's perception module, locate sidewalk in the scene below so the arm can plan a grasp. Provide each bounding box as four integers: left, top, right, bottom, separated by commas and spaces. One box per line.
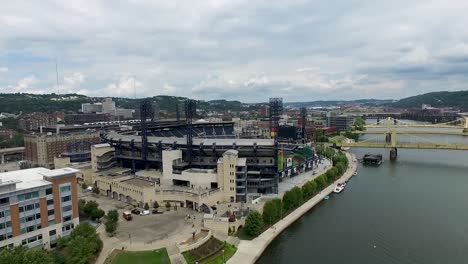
228, 152, 357, 264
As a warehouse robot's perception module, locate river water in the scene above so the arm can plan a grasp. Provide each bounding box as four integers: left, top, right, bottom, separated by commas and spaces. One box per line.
258, 123, 468, 264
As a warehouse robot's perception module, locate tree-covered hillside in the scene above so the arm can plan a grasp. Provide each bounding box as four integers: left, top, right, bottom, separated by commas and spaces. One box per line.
390, 90, 468, 109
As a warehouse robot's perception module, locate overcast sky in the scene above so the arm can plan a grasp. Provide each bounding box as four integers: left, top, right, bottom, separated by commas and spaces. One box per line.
1, 0, 468, 102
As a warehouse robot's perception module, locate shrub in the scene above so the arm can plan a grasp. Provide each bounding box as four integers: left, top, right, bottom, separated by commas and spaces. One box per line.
153, 201, 159, 208
144, 202, 149, 210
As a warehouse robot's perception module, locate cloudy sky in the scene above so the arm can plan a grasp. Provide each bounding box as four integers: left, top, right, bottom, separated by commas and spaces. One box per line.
1, 0, 468, 102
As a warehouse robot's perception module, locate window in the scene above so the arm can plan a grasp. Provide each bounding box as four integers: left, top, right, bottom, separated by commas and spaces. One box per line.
49, 219, 56, 225
49, 230, 56, 236
0, 197, 9, 205
63, 205, 72, 212
48, 209, 54, 216
46, 188, 53, 195
47, 199, 54, 205
61, 196, 71, 202
62, 215, 72, 222
60, 185, 71, 193
0, 210, 10, 218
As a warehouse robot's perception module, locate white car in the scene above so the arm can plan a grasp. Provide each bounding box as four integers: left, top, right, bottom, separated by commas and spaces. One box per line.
140, 210, 150, 216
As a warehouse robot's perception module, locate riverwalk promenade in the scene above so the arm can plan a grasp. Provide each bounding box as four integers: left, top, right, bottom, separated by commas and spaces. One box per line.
228, 152, 357, 264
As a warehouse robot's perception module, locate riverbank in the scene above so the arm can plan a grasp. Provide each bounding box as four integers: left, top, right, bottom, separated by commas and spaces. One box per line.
228, 152, 357, 264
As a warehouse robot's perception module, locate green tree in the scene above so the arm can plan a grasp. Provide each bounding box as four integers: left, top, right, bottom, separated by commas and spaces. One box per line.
165, 201, 171, 211
144, 202, 149, 210
302, 180, 318, 199
262, 199, 283, 226
153, 201, 159, 208
81, 183, 88, 190
57, 223, 103, 264
354, 117, 366, 131
107, 210, 119, 223
105, 220, 117, 235
315, 175, 328, 190
282, 186, 303, 212
244, 211, 264, 237
0, 246, 53, 264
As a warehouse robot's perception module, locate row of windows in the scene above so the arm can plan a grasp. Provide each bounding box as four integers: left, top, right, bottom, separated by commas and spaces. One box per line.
0, 233, 12, 242
21, 234, 43, 246
20, 213, 41, 223
46, 188, 53, 195
19, 203, 40, 213
0, 221, 11, 229
21, 224, 41, 234
17, 191, 39, 202
48, 209, 54, 216
0, 210, 11, 218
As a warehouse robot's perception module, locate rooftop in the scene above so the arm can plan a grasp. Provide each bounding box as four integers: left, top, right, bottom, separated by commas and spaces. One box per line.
0, 167, 79, 192
121, 178, 156, 187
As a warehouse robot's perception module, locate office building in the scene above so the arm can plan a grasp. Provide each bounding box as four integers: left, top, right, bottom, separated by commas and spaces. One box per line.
326, 113, 355, 132
24, 131, 101, 169
0, 167, 79, 250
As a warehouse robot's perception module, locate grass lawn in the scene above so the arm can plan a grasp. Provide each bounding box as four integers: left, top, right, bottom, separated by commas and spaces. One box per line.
112, 248, 170, 264
183, 240, 237, 264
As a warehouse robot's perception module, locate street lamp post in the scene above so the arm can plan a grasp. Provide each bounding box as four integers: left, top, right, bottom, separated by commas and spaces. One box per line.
222, 249, 225, 263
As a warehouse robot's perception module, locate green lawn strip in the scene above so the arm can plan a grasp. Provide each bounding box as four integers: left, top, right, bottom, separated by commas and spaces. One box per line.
112, 248, 170, 264
182, 239, 237, 264
204, 243, 237, 264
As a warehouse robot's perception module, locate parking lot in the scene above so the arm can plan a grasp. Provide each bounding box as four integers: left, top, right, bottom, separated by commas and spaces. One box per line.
78, 185, 203, 244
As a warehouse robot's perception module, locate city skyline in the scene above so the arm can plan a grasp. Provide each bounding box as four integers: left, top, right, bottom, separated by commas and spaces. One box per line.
1, 0, 468, 102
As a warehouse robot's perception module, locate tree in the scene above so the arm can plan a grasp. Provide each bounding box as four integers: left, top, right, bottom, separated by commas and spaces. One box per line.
282, 187, 303, 212
262, 199, 283, 226
105, 220, 117, 235
92, 185, 100, 195
165, 201, 171, 211
302, 180, 318, 199
315, 175, 328, 190
144, 202, 149, 210
56, 223, 103, 264
81, 183, 88, 190
107, 210, 119, 223
153, 201, 159, 209
0, 246, 53, 264
354, 117, 366, 131
244, 211, 263, 237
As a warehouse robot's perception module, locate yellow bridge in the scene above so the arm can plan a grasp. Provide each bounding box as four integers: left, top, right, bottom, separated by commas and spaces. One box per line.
335, 117, 468, 160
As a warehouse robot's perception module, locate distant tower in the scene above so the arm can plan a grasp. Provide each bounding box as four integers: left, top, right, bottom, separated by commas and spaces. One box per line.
184, 100, 196, 165
269, 98, 283, 139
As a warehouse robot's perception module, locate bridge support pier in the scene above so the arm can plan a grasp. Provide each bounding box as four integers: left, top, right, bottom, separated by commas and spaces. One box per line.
390, 148, 398, 161
385, 133, 391, 143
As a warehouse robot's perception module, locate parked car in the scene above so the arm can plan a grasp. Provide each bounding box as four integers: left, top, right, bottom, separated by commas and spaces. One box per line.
123, 211, 133, 221
131, 209, 140, 215
140, 210, 150, 216
152, 209, 163, 214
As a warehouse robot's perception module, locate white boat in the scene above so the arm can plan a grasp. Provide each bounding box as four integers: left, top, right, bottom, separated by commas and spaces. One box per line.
353, 171, 358, 176
333, 185, 345, 193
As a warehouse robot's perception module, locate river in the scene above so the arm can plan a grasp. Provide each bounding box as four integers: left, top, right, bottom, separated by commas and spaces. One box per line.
258, 123, 468, 264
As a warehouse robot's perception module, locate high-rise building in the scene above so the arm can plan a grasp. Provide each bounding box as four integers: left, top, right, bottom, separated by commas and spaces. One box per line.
24, 131, 101, 168
0, 167, 79, 250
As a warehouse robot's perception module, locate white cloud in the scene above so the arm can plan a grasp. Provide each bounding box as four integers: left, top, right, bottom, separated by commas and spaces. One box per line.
1, 1, 468, 101
10, 76, 41, 93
